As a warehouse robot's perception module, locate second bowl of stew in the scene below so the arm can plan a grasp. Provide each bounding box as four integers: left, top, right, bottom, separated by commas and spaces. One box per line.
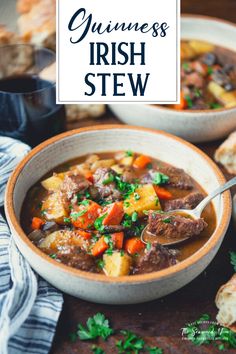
109, 15, 236, 143
5, 125, 231, 304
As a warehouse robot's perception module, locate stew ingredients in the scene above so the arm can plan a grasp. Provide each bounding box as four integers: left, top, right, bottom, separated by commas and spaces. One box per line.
21, 151, 216, 277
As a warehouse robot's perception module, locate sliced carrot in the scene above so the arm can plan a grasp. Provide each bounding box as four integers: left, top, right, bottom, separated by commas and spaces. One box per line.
91, 236, 109, 257
102, 202, 124, 226
84, 171, 94, 183
112, 232, 124, 249
133, 155, 152, 169
76, 230, 92, 240
124, 237, 145, 255
153, 185, 172, 200
31, 217, 45, 230
72, 201, 100, 229
173, 91, 187, 110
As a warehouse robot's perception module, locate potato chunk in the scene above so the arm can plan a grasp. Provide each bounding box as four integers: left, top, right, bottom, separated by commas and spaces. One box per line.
91, 159, 115, 172
207, 81, 225, 99
103, 251, 132, 277
41, 173, 65, 191
181, 41, 196, 60
188, 40, 214, 55
39, 230, 87, 250
42, 191, 68, 223
120, 156, 134, 166
220, 91, 236, 108
124, 184, 161, 216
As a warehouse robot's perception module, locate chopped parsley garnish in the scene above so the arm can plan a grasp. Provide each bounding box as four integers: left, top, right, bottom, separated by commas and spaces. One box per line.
92, 346, 105, 354
49, 253, 57, 259
162, 217, 172, 224
146, 347, 163, 354
63, 217, 71, 223
122, 214, 133, 228
210, 102, 222, 109
182, 62, 189, 71
120, 250, 125, 256
74, 313, 114, 341
37, 202, 43, 210
124, 201, 131, 207
207, 66, 213, 75
230, 251, 236, 272
116, 330, 145, 354
125, 150, 133, 157
94, 213, 108, 232
155, 197, 159, 206
183, 314, 236, 350
85, 190, 91, 198
96, 259, 105, 269
153, 172, 169, 186
185, 95, 193, 108
104, 234, 114, 255
102, 173, 115, 185
41, 209, 47, 216
146, 242, 152, 251
98, 199, 113, 207
134, 193, 141, 201
194, 88, 202, 98
71, 209, 88, 220
79, 199, 90, 206
114, 175, 139, 199
147, 163, 153, 170
131, 211, 138, 222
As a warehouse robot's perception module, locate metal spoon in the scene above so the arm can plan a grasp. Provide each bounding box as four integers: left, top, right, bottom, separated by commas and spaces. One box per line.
141, 176, 236, 247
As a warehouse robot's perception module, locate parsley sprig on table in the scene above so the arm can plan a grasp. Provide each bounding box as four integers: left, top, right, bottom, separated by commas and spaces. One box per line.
229, 251, 236, 272
69, 313, 163, 353
71, 313, 114, 341
183, 314, 236, 350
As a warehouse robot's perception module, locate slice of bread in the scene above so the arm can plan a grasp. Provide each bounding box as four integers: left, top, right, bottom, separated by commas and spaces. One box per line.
215, 132, 236, 174
215, 274, 236, 331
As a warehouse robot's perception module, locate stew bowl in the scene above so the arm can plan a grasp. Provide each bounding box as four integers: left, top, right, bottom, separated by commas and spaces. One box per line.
5, 125, 231, 304
109, 15, 236, 143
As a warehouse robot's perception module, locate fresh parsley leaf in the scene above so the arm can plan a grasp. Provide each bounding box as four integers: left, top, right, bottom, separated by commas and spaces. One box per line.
146, 346, 163, 354
63, 217, 71, 223
131, 211, 138, 222
103, 173, 115, 185
210, 102, 222, 109
85, 190, 91, 198
185, 95, 193, 108
182, 62, 189, 71
41, 209, 47, 216
146, 242, 152, 251
78, 313, 114, 341
96, 259, 105, 269
122, 214, 133, 228
116, 330, 145, 354
134, 193, 141, 201
207, 66, 213, 75
153, 173, 169, 186
125, 150, 133, 157
162, 217, 171, 224
114, 175, 139, 199
124, 201, 131, 207
79, 199, 90, 206
94, 213, 108, 232
71, 209, 88, 220
147, 163, 153, 170
92, 345, 105, 354
49, 253, 57, 259
230, 251, 236, 272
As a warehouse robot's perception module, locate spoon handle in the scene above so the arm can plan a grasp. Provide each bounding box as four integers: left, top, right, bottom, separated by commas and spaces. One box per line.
195, 176, 236, 216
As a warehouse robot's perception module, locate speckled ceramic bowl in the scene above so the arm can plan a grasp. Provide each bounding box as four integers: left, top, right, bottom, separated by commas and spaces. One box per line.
5, 126, 231, 304
109, 15, 236, 143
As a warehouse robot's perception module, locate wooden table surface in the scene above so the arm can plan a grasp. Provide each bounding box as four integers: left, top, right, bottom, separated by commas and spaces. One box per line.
51, 2, 236, 354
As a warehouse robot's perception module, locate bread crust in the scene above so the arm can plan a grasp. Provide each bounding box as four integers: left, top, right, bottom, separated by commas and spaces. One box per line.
215, 274, 236, 332
215, 131, 236, 174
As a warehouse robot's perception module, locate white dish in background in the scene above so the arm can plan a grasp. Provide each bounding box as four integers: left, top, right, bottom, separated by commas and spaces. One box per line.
109, 15, 236, 143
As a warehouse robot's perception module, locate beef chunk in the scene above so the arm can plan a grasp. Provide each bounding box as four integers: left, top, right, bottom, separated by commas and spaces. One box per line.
133, 244, 178, 275
93, 168, 121, 201
57, 249, 98, 273
141, 166, 193, 190
148, 212, 207, 240
60, 173, 90, 201
164, 192, 204, 212
121, 166, 136, 183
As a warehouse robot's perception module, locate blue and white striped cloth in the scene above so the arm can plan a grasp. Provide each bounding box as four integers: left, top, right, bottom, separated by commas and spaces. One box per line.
0, 137, 63, 354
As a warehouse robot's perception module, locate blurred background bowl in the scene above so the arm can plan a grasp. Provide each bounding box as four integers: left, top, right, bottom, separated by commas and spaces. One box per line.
109, 15, 236, 143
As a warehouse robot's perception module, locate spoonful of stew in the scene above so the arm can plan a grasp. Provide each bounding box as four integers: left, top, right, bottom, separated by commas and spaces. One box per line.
141, 176, 236, 247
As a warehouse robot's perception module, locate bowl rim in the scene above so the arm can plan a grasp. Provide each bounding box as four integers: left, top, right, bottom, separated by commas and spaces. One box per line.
5, 125, 232, 284
146, 13, 236, 115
